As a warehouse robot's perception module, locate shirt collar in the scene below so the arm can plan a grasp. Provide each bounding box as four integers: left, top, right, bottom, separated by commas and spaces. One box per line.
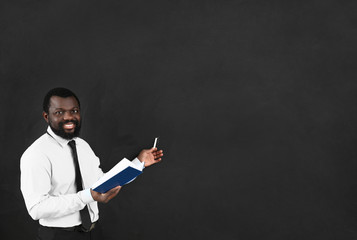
46, 126, 77, 148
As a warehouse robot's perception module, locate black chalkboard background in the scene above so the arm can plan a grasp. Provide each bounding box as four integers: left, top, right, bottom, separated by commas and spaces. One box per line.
1, 1, 357, 239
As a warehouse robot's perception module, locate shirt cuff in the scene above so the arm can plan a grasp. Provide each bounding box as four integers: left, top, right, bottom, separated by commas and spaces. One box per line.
78, 189, 95, 204
132, 157, 145, 170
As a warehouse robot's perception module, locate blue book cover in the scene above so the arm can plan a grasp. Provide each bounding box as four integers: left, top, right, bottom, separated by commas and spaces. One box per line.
93, 166, 142, 193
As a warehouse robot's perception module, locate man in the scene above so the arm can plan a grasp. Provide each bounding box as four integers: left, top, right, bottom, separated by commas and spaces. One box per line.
20, 87, 163, 240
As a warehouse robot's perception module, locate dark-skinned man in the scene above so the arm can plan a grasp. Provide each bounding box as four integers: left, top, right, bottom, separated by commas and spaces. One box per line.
20, 87, 163, 240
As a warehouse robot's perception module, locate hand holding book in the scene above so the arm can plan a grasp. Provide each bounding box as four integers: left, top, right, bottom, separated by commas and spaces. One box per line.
90, 185, 121, 203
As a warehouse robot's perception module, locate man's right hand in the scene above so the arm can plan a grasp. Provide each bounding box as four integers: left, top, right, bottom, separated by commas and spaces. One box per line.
90, 186, 121, 203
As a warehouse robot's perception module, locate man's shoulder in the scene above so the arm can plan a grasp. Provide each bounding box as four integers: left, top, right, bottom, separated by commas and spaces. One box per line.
21, 133, 51, 161
75, 137, 91, 147
75, 137, 97, 155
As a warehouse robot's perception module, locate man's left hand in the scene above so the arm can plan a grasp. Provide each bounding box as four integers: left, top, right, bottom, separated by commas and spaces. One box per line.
137, 148, 163, 167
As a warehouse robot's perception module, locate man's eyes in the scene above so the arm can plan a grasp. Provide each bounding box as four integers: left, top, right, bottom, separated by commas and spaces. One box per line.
54, 110, 79, 115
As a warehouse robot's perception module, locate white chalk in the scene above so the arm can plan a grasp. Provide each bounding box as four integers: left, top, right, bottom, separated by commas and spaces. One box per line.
153, 137, 158, 148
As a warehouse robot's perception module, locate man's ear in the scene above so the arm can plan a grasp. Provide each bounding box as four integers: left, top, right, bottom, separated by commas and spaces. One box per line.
43, 111, 49, 123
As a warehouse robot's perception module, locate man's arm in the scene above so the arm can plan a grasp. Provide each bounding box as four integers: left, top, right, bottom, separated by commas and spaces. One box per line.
20, 149, 117, 220
20, 151, 92, 220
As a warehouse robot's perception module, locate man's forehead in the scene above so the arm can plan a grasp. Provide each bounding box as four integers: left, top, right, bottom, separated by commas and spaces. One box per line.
49, 96, 79, 109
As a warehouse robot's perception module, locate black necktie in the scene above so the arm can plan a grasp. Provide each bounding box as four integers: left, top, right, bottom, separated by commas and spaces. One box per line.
68, 140, 92, 230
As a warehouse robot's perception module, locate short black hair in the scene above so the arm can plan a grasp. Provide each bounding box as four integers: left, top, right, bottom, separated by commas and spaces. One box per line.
43, 87, 81, 113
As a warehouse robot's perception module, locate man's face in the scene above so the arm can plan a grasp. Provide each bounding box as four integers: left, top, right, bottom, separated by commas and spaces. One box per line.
43, 96, 81, 140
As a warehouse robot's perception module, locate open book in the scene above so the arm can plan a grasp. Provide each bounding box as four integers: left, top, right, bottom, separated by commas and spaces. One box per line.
92, 158, 142, 193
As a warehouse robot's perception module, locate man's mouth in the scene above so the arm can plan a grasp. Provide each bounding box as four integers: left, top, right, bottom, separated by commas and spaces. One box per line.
63, 122, 76, 130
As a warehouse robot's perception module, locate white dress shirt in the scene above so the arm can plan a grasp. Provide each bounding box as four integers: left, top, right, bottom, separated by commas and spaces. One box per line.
20, 127, 144, 227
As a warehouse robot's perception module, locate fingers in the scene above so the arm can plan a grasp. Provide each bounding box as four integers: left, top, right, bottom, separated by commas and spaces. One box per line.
139, 148, 164, 167
149, 147, 157, 153
153, 150, 164, 159
147, 148, 163, 159
109, 186, 121, 200
107, 186, 121, 195
153, 149, 163, 155
101, 186, 121, 203
90, 186, 122, 203
145, 148, 163, 156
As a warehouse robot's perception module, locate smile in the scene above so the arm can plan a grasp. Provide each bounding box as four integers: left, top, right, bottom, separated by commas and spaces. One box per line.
63, 122, 75, 130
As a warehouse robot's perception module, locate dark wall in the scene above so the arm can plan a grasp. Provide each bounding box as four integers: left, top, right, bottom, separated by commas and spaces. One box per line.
1, 0, 357, 239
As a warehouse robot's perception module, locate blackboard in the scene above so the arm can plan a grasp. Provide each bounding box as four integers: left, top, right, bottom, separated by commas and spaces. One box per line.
1, 1, 357, 239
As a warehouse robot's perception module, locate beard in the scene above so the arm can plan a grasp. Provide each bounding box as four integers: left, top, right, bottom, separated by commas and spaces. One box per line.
49, 119, 81, 140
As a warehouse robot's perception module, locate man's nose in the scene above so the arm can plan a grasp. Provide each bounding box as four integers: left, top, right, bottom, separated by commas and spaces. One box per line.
63, 111, 74, 121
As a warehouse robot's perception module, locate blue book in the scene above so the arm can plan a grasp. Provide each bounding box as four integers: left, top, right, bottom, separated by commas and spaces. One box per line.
92, 158, 142, 193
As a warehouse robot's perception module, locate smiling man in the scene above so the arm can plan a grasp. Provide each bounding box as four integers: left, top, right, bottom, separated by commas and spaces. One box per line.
43, 94, 82, 139
20, 87, 163, 240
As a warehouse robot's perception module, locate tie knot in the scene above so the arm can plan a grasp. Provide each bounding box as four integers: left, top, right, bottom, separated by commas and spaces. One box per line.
68, 140, 76, 149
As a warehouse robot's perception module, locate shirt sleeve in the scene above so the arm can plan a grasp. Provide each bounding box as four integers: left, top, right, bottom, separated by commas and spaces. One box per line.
132, 157, 145, 170
20, 149, 94, 220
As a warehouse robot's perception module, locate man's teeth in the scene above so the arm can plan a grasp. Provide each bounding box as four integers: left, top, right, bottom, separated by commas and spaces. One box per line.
64, 123, 75, 129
